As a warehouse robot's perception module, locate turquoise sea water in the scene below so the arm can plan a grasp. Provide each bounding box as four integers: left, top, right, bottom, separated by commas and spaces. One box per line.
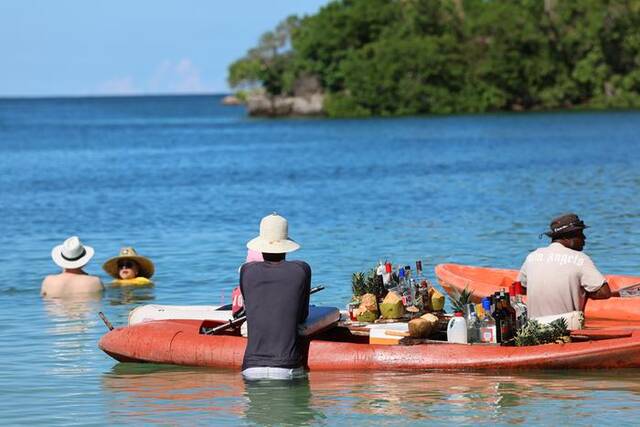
0, 95, 639, 425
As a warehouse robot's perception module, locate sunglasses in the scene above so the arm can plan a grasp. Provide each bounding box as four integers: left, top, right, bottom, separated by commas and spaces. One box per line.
118, 260, 136, 270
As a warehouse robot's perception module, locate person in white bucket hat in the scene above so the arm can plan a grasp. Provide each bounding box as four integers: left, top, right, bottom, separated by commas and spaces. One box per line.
240, 213, 311, 381
41, 236, 104, 298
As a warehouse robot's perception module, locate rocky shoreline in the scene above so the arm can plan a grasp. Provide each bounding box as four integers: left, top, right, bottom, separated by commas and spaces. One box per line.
223, 75, 325, 117
244, 93, 324, 117
221, 93, 325, 117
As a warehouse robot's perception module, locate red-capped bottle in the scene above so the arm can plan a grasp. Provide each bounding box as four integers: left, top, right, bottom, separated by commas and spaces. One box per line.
383, 261, 392, 288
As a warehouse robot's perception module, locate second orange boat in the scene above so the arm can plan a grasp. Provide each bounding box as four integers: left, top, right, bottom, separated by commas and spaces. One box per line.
435, 263, 640, 324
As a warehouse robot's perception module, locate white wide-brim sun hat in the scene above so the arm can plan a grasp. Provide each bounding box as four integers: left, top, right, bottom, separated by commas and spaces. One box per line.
51, 236, 95, 269
246, 213, 301, 254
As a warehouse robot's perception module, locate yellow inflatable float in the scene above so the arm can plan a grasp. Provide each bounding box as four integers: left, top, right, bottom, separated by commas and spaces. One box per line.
111, 277, 153, 286
102, 247, 155, 287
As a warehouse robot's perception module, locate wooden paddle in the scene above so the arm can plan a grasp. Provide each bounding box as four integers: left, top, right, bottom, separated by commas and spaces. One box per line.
202, 285, 325, 335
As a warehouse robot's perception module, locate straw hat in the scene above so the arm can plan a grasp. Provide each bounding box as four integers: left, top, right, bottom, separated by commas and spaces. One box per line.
246, 213, 300, 254
102, 247, 155, 279
51, 236, 95, 269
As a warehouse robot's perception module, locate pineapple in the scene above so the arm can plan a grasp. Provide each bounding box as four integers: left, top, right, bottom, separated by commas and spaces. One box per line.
351, 272, 366, 297
514, 318, 570, 347
449, 285, 474, 313
352, 266, 386, 299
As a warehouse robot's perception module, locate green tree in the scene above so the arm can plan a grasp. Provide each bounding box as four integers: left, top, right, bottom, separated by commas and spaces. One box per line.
227, 15, 301, 95
227, 0, 640, 116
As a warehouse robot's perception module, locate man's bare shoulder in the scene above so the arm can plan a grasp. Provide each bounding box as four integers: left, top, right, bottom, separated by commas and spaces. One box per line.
41, 273, 103, 297
42, 273, 68, 286
42, 274, 57, 285
41, 274, 64, 296
69, 274, 104, 291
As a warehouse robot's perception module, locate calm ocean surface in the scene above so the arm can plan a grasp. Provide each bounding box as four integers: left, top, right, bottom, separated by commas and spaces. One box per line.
0, 95, 639, 425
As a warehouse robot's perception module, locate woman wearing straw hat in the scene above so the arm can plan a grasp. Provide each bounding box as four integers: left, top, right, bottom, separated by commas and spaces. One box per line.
240, 213, 311, 381
102, 247, 155, 286
41, 236, 104, 297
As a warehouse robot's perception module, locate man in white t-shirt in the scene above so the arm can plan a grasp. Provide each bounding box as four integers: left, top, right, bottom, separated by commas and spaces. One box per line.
517, 213, 616, 318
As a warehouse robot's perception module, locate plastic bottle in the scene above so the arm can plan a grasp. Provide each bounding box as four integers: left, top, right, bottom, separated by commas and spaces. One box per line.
447, 311, 468, 344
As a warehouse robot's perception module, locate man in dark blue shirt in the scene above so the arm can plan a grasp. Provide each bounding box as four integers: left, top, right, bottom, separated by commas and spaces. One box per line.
240, 213, 311, 380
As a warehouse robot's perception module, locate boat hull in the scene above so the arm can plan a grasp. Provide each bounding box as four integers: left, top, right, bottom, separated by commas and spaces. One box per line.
435, 263, 640, 323
99, 319, 640, 370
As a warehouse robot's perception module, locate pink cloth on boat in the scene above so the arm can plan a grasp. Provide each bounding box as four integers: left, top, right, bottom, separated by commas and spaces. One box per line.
245, 249, 263, 263
232, 286, 244, 316
232, 250, 263, 316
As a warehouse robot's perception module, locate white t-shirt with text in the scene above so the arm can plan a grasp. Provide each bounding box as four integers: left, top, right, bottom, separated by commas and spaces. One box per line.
517, 242, 605, 318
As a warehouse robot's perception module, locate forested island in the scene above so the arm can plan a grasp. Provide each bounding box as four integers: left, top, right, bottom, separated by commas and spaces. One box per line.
227, 0, 640, 117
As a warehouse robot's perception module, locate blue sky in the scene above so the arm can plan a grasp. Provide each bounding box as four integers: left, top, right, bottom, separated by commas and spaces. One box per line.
0, 0, 329, 97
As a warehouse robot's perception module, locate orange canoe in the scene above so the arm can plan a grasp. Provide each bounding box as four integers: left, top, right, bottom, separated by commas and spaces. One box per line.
435, 263, 640, 324
99, 319, 640, 370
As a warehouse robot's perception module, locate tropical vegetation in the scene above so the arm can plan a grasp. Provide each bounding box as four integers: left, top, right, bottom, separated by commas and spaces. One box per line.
228, 0, 640, 117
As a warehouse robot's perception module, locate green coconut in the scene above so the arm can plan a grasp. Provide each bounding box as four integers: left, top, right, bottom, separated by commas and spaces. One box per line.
379, 291, 405, 319
355, 293, 379, 322
356, 308, 379, 323
430, 288, 445, 311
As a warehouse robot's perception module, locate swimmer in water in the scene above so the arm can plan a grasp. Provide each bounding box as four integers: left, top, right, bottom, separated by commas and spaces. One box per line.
102, 247, 155, 285
41, 236, 104, 297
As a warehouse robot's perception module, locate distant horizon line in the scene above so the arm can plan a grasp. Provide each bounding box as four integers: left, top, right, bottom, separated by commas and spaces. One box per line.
0, 92, 231, 101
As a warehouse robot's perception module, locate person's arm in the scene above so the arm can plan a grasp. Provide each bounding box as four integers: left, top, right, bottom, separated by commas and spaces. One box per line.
517, 259, 527, 295
239, 264, 246, 297
586, 282, 618, 299
581, 255, 616, 299
40, 276, 50, 296
92, 275, 104, 288
236, 266, 248, 319
299, 264, 311, 323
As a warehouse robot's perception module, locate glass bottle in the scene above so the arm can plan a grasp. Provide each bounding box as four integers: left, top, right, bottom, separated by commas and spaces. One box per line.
415, 260, 429, 311
398, 267, 411, 306
404, 265, 416, 303
480, 298, 497, 344
491, 295, 504, 343
415, 260, 423, 279
383, 261, 393, 289
512, 282, 528, 330
376, 261, 386, 297
465, 303, 480, 343
503, 293, 517, 340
